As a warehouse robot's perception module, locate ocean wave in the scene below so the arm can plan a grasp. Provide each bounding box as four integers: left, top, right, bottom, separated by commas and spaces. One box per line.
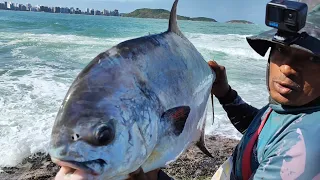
0, 30, 269, 167
0, 64, 74, 167
0, 32, 132, 65
185, 32, 266, 60
1, 31, 266, 61
0, 32, 134, 47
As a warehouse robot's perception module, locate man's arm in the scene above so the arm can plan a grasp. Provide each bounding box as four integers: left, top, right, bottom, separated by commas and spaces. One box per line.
208, 60, 259, 134
217, 86, 259, 134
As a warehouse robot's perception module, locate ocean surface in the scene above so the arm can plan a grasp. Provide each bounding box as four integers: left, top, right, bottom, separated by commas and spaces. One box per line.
0, 10, 271, 168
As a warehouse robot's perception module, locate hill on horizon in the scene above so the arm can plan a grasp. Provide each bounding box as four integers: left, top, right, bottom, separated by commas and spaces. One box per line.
226, 20, 254, 24
122, 8, 217, 22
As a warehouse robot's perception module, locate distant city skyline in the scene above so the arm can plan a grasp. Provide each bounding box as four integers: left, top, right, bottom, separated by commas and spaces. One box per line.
3, 0, 272, 24
0, 1, 121, 16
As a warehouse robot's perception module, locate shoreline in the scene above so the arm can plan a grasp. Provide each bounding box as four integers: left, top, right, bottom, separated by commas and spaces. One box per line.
0, 135, 239, 180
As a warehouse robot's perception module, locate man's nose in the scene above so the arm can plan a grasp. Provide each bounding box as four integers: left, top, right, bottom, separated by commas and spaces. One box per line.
279, 57, 299, 77
279, 64, 298, 76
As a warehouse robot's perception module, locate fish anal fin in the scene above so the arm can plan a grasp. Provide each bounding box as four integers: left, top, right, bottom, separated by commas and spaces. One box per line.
196, 119, 214, 158
161, 106, 190, 136
196, 136, 214, 158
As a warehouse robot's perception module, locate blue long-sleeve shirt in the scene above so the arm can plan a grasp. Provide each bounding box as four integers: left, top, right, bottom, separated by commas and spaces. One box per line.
218, 87, 320, 180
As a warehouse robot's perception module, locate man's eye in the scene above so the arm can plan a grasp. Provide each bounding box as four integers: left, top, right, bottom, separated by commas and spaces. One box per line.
277, 47, 283, 53
277, 46, 286, 53
276, 46, 290, 55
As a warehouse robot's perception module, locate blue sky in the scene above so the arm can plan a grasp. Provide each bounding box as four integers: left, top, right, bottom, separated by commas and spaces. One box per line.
10, 0, 271, 24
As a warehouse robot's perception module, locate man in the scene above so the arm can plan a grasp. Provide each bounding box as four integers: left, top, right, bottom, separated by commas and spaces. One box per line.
129, 2, 320, 180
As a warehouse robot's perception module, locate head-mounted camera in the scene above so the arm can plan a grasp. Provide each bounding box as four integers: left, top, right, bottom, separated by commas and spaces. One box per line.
266, 0, 308, 45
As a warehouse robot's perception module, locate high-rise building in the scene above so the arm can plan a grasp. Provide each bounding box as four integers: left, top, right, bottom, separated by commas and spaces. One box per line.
86, 8, 89, 14
54, 7, 60, 13
90, 9, 94, 15
110, 10, 115, 16
103, 9, 109, 16
40, 6, 50, 12
95, 10, 101, 15
26, 3, 32, 11
31, 6, 38, 11
4, 1, 7, 9
70, 7, 75, 14
65, 7, 70, 13
19, 4, 26, 11
114, 9, 119, 16
60, 7, 65, 13
0, 3, 5, 9
61, 7, 69, 13
75, 8, 81, 14
9, 3, 14, 10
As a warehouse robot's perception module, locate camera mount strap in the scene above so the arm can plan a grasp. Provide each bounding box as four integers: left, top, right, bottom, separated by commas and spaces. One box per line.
272, 30, 309, 46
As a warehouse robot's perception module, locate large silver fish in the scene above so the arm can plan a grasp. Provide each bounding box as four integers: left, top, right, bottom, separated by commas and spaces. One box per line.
49, 0, 216, 179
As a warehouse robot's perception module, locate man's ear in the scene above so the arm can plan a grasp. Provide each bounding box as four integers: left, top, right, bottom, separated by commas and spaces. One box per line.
266, 45, 274, 92
266, 56, 270, 91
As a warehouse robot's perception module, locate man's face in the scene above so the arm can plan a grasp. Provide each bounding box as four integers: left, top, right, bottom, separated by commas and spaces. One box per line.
269, 44, 320, 106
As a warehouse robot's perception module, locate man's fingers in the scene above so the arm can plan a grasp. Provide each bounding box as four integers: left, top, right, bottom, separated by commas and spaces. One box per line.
208, 60, 219, 70
219, 65, 226, 73
208, 60, 227, 84
208, 60, 220, 77
208, 60, 225, 73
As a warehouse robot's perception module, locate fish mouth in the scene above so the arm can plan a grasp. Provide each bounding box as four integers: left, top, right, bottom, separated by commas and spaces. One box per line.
52, 158, 107, 180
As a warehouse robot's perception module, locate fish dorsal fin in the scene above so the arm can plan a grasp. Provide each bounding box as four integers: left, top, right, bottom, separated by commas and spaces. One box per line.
161, 106, 190, 136
168, 0, 185, 38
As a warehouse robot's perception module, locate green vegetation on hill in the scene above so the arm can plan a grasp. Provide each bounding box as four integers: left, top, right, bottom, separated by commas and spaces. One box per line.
226, 20, 254, 24
191, 17, 217, 22
123, 8, 217, 22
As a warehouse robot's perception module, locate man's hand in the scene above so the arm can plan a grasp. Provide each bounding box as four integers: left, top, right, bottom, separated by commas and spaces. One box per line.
208, 60, 230, 98
127, 168, 160, 180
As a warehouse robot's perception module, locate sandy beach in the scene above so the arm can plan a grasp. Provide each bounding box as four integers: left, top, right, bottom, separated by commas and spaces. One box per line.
0, 135, 239, 180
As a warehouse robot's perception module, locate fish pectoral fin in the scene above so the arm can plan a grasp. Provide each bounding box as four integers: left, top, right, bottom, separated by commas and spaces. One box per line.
161, 106, 190, 136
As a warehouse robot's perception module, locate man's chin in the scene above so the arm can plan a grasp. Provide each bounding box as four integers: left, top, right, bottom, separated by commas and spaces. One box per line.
270, 93, 301, 107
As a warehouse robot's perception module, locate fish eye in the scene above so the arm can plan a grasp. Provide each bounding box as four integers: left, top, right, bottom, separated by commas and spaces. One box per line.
95, 125, 115, 146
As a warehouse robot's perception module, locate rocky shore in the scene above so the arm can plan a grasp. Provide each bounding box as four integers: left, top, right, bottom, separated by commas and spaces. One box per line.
0, 135, 239, 180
